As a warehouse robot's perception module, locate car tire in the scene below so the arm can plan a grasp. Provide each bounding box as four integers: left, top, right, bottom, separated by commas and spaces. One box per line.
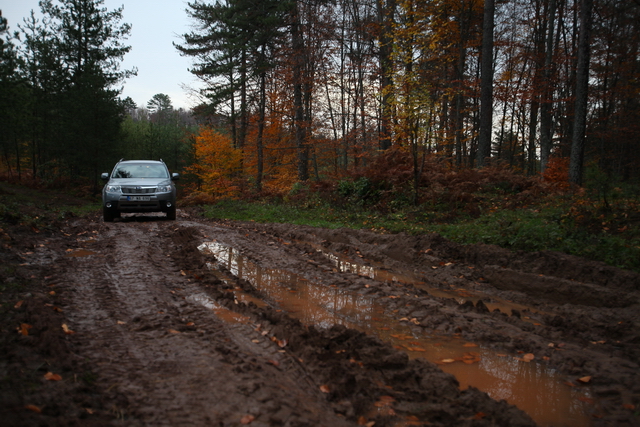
103, 207, 115, 222
166, 205, 176, 220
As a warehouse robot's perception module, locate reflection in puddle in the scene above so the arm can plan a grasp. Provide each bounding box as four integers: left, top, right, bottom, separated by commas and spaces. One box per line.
187, 293, 250, 324
316, 246, 536, 316
198, 241, 592, 427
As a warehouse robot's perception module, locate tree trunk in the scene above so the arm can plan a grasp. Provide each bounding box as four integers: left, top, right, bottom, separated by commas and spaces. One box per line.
377, 0, 395, 150
256, 71, 266, 192
476, 0, 494, 168
539, 0, 557, 174
292, 2, 309, 182
569, 0, 593, 186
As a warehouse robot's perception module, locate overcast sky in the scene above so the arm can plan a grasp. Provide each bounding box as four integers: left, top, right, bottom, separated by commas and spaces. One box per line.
2, 0, 203, 110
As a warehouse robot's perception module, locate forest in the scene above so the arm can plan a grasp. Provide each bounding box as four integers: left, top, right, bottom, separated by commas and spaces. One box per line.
1, 0, 639, 190
1, 0, 639, 261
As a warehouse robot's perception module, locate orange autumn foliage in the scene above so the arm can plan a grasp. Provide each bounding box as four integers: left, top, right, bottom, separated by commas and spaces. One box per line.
543, 156, 570, 190
187, 128, 242, 199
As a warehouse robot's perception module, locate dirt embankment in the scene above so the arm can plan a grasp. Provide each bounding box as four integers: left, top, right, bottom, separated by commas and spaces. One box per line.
1, 207, 639, 426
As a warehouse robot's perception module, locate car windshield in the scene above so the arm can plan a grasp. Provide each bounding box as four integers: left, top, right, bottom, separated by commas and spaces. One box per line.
112, 163, 169, 179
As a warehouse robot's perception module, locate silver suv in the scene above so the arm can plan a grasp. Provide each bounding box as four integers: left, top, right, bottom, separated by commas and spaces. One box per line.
101, 159, 179, 222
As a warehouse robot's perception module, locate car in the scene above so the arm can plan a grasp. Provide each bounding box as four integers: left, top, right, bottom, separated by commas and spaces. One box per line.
101, 159, 179, 222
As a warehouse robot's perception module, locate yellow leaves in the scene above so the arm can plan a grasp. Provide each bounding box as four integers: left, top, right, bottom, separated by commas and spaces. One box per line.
240, 414, 255, 424
18, 323, 33, 336
62, 324, 75, 334
577, 376, 591, 384
357, 416, 375, 426
44, 372, 62, 381
187, 127, 242, 199
436, 352, 481, 365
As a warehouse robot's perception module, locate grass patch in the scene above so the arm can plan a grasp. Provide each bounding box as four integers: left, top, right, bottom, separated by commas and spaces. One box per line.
204, 195, 640, 273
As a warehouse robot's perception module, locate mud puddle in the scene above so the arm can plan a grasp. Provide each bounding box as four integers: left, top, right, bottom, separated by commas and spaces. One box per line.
313, 243, 538, 316
199, 241, 592, 427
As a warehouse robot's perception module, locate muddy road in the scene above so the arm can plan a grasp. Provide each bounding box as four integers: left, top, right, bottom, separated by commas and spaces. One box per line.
3, 209, 640, 426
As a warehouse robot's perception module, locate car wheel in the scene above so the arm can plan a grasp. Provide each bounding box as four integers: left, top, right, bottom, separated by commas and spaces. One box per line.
103, 207, 115, 222
166, 205, 177, 220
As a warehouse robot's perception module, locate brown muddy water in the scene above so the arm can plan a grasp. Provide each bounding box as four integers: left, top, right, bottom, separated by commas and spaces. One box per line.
198, 241, 592, 427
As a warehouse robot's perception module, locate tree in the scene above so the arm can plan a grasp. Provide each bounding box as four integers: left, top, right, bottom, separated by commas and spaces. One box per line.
569, 0, 593, 186
476, 0, 495, 168
147, 93, 173, 114
0, 11, 31, 177
12, 0, 135, 183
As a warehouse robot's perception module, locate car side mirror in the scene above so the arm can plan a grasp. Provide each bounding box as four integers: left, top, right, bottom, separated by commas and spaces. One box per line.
171, 173, 180, 181
101, 173, 109, 180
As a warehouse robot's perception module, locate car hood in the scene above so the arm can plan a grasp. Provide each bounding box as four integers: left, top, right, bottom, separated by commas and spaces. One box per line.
107, 178, 171, 187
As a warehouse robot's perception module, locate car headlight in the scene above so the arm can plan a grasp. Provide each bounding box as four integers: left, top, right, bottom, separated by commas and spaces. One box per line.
156, 184, 172, 193
106, 185, 122, 193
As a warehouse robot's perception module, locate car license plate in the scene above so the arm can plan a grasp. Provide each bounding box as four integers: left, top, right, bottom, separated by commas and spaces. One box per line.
127, 196, 151, 201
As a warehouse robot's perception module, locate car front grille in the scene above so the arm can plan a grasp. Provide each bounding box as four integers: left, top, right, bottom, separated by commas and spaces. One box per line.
122, 187, 156, 194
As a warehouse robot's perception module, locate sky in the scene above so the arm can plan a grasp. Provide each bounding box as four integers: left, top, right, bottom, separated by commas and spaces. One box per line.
1, 0, 203, 110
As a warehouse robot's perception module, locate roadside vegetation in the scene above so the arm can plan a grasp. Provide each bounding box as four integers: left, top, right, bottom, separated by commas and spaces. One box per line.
199, 151, 640, 273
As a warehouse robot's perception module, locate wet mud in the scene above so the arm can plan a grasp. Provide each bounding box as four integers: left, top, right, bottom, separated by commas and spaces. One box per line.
2, 210, 639, 426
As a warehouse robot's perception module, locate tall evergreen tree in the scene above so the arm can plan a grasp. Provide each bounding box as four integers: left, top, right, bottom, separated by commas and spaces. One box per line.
0, 11, 30, 177
18, 0, 135, 182
177, 0, 291, 188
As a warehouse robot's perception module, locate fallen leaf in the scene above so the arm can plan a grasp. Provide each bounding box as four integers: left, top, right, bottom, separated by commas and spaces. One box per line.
18, 323, 33, 336
577, 376, 591, 384
240, 414, 255, 424
277, 338, 288, 348
440, 359, 456, 364
14, 300, 24, 309
25, 404, 42, 413
623, 404, 635, 410
116, 320, 126, 325
168, 329, 180, 334
522, 353, 535, 362
320, 385, 330, 393
186, 322, 195, 326
463, 342, 478, 347
85, 408, 94, 414
62, 324, 75, 334
474, 412, 487, 419
267, 359, 280, 367
44, 372, 62, 381
49, 291, 56, 296
374, 395, 395, 407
